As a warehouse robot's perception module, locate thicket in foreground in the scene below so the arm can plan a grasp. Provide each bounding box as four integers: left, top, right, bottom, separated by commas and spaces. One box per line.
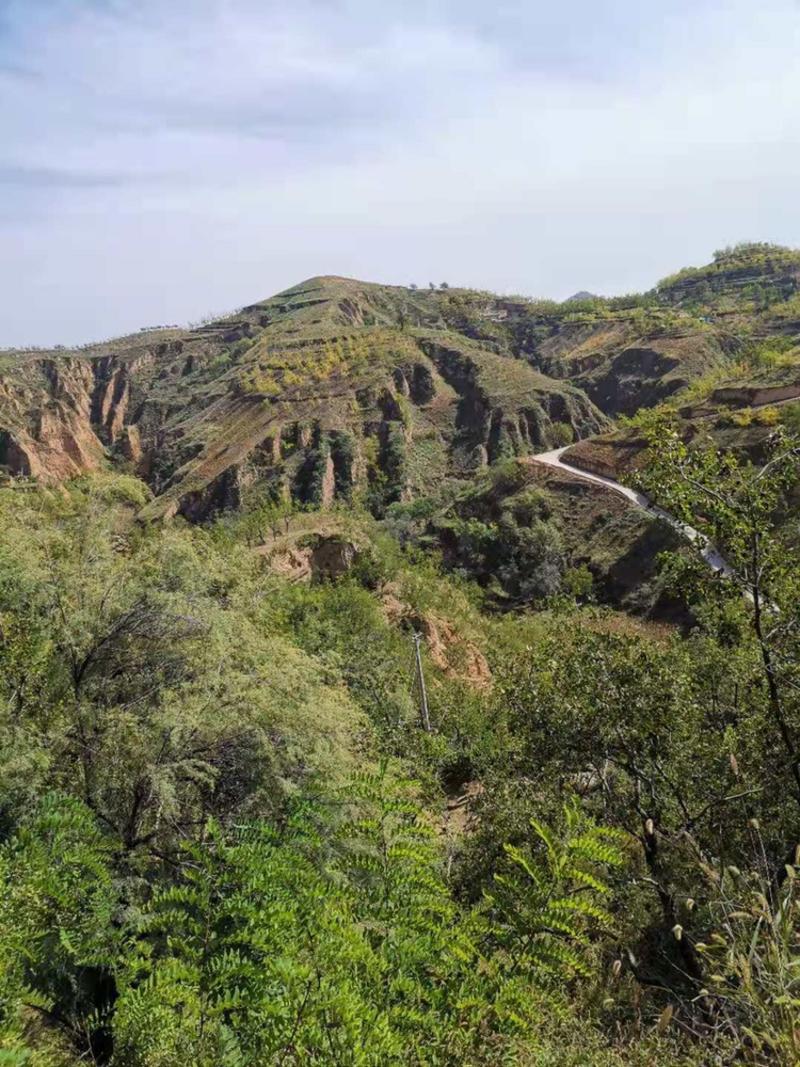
1, 433, 800, 1063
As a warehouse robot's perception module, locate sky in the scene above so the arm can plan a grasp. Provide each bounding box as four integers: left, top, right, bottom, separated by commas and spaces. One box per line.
1, 0, 800, 346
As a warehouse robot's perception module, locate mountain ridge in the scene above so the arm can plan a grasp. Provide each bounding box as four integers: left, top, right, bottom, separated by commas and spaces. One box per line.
2, 244, 800, 608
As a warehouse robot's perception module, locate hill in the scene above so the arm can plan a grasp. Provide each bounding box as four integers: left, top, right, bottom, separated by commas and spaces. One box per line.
0, 276, 607, 522
3, 245, 800, 615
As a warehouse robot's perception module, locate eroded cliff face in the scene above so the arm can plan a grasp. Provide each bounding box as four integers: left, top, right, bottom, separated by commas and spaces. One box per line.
8, 253, 792, 519
572, 334, 728, 417
417, 335, 608, 466
0, 345, 170, 484
0, 358, 104, 482
91, 353, 157, 445
1, 278, 611, 519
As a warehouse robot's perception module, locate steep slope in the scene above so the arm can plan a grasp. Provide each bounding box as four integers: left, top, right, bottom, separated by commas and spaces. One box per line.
3, 244, 800, 619
0, 276, 608, 519
561, 243, 800, 481
427, 456, 683, 617
656, 241, 800, 313
429, 243, 800, 417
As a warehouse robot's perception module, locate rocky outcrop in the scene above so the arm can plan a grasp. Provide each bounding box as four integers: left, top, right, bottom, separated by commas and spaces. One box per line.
309, 536, 358, 579
563, 432, 648, 480
91, 355, 155, 444
258, 532, 362, 583
0, 358, 104, 482
409, 363, 436, 404
319, 454, 336, 508
120, 425, 143, 465
177, 464, 245, 522
710, 381, 800, 408
0, 348, 163, 484
380, 585, 492, 690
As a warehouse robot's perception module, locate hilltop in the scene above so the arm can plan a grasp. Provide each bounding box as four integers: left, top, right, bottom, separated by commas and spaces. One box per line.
2, 243, 800, 614
0, 275, 606, 517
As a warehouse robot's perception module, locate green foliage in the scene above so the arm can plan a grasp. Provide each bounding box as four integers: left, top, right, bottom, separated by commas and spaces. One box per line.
712, 242, 797, 265
657, 243, 800, 315
380, 422, 408, 507
236, 330, 386, 398
487, 800, 625, 978
111, 773, 584, 1065
548, 420, 575, 447
297, 435, 332, 506
330, 431, 356, 500
562, 563, 594, 601
638, 424, 800, 803
113, 816, 383, 1066
696, 855, 800, 1065
769, 291, 800, 321
223, 487, 295, 546
0, 794, 120, 1061
433, 472, 564, 602
6, 416, 800, 1065
0, 478, 367, 853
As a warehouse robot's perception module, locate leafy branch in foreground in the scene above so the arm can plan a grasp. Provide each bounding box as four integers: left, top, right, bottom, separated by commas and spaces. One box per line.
0, 793, 121, 1063
639, 423, 800, 808
486, 799, 625, 978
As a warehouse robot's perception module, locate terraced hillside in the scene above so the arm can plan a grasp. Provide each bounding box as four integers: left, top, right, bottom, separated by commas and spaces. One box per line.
0, 276, 607, 521
3, 243, 800, 615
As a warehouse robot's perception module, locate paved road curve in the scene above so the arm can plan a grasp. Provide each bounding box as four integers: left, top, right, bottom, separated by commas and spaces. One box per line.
532, 446, 734, 578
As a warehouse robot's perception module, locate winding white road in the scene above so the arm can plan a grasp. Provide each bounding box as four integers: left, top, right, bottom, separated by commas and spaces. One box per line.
532, 446, 734, 578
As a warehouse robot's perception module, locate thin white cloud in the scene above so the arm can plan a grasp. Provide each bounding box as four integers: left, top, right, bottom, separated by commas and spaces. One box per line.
1, 0, 799, 344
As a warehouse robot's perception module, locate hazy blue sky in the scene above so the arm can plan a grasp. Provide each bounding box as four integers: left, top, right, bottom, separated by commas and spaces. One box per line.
2, 0, 799, 346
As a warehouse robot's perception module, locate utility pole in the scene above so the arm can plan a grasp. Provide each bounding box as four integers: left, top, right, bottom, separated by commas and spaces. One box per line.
412, 632, 432, 733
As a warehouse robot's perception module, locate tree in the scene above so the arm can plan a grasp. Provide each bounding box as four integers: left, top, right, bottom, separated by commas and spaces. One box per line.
478, 628, 740, 995
0, 478, 366, 864
111, 773, 578, 1065
639, 425, 800, 812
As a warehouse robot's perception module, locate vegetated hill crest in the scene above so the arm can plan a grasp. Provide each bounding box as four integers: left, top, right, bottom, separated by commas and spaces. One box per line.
2, 244, 800, 530
0, 274, 609, 521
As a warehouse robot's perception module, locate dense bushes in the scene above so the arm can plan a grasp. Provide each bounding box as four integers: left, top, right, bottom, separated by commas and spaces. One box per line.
432, 470, 566, 603
0, 779, 631, 1066
2, 432, 800, 1064
0, 478, 367, 844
